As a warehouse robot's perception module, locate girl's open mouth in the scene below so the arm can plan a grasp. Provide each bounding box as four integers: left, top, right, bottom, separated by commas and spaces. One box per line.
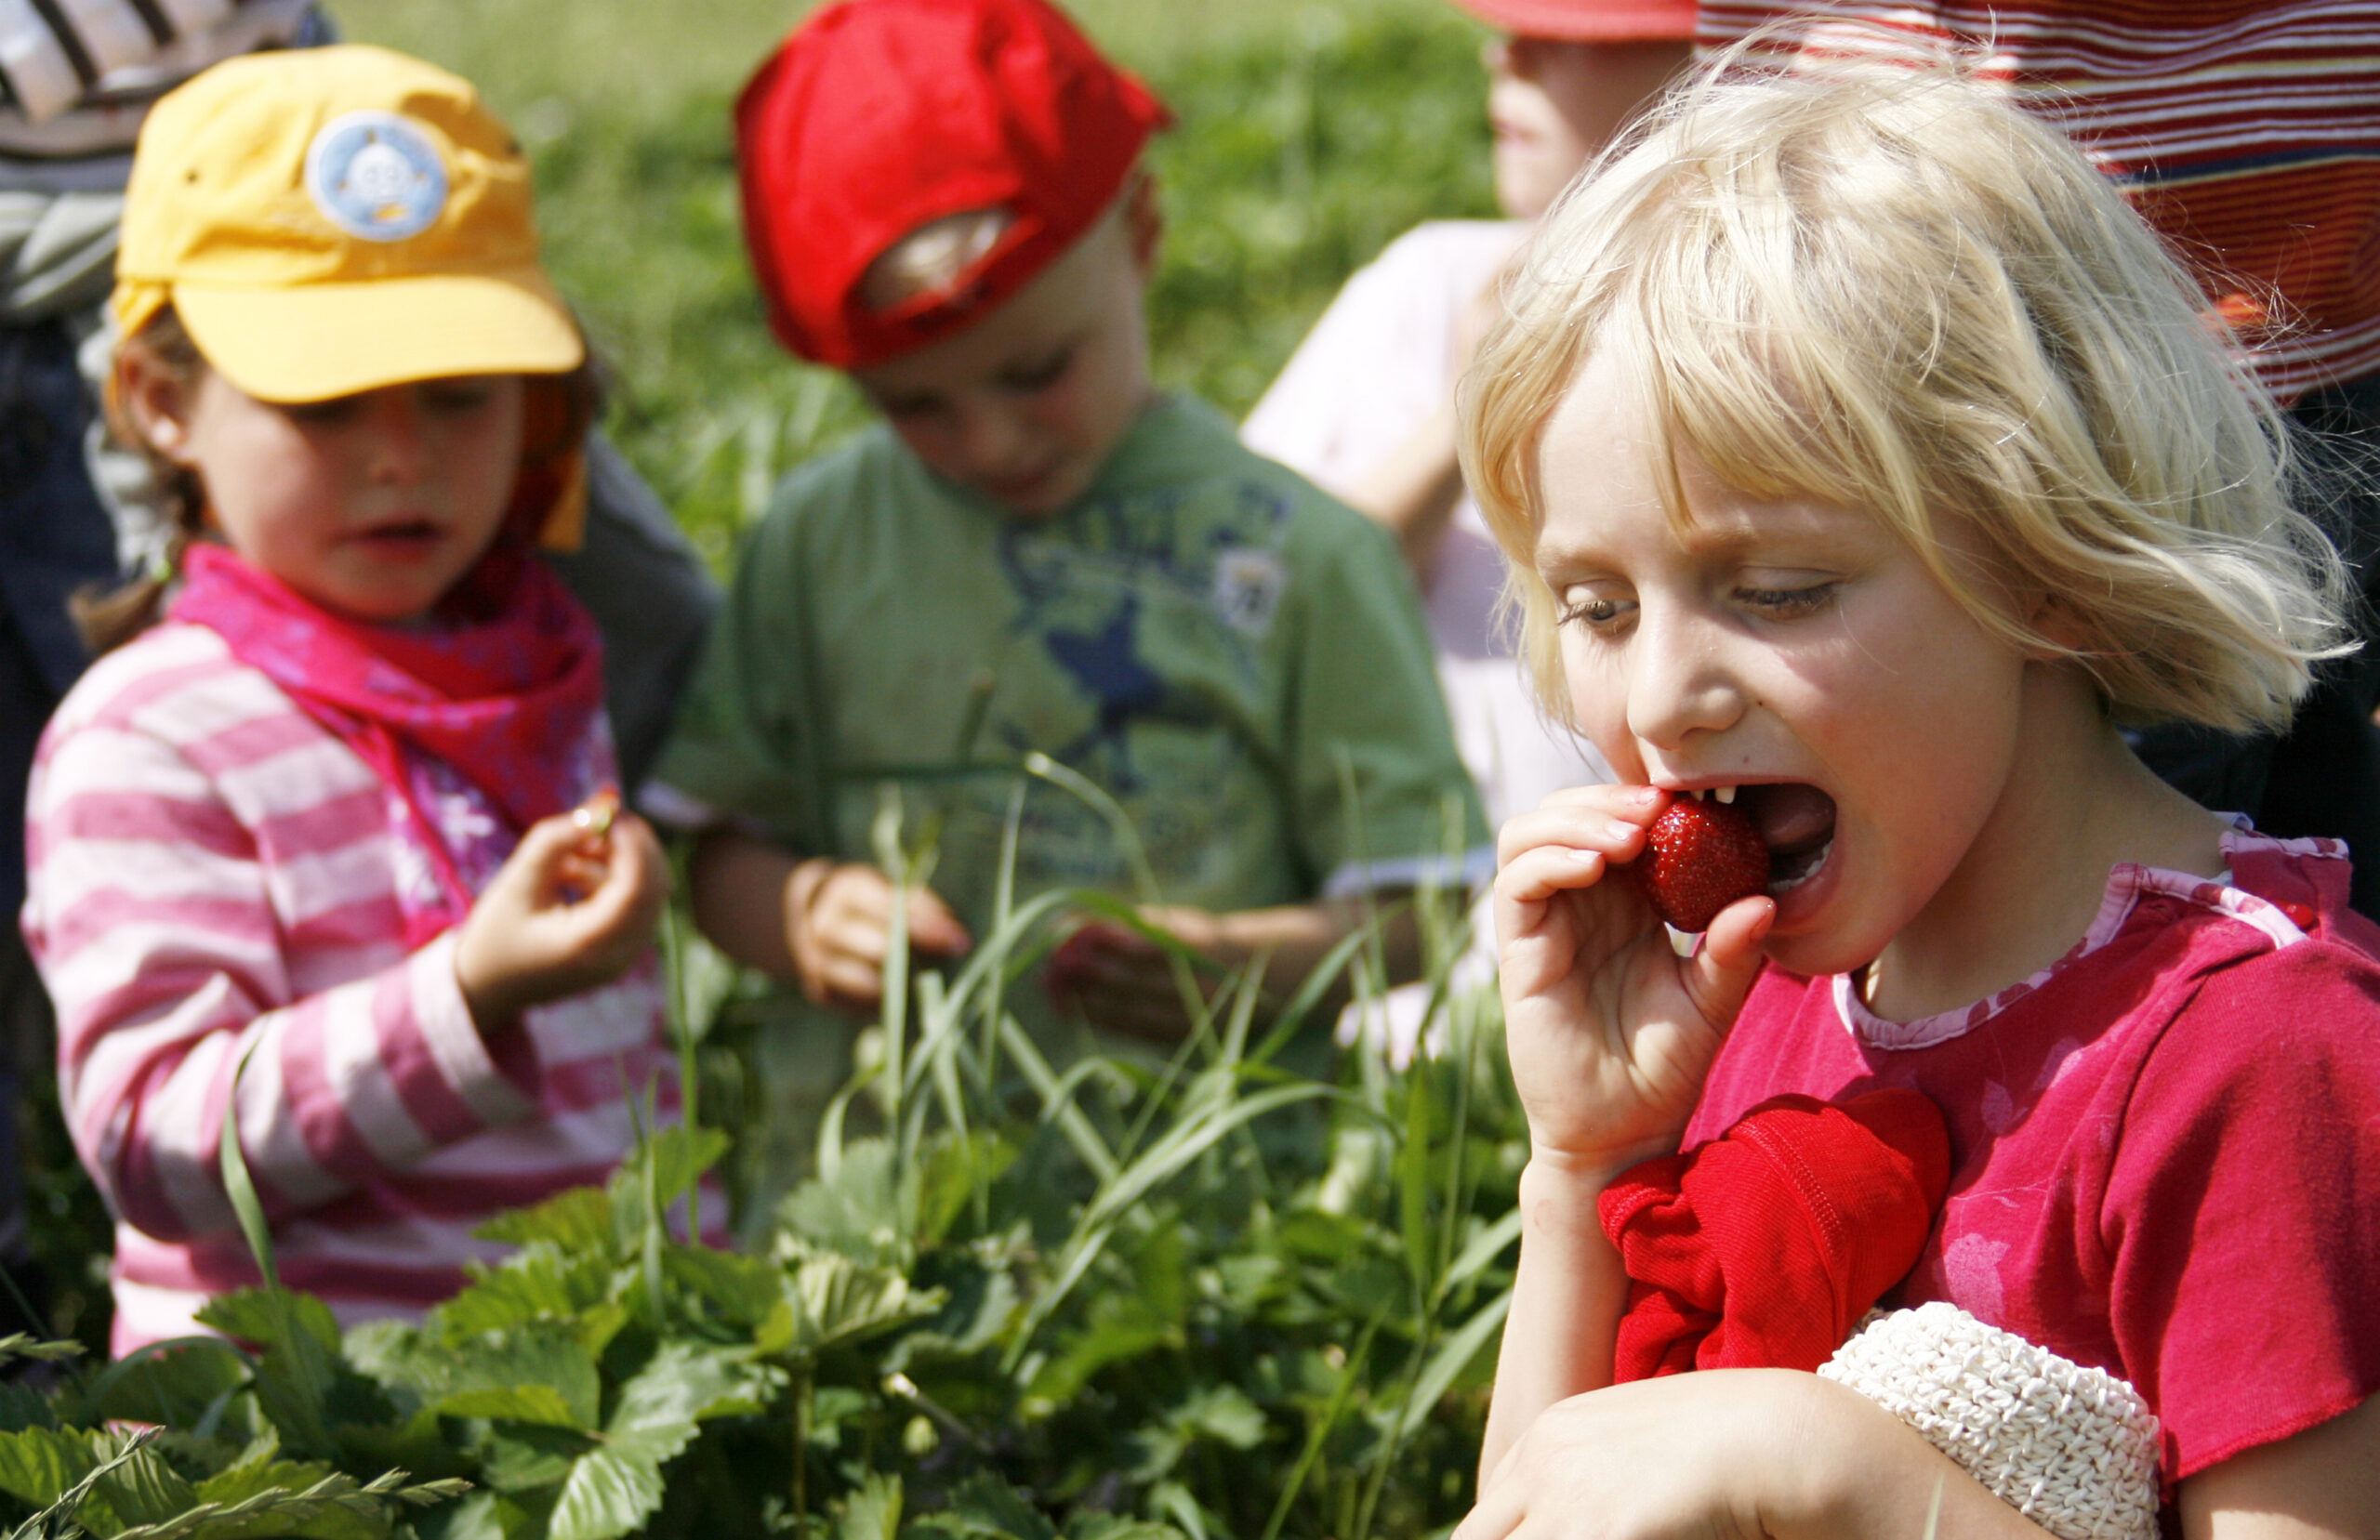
1739, 782, 1836, 893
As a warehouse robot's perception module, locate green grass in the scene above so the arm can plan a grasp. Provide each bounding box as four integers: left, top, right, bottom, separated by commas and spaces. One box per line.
326, 0, 1498, 569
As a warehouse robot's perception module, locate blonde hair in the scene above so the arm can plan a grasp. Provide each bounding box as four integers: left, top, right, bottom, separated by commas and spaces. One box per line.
1461, 45, 2352, 733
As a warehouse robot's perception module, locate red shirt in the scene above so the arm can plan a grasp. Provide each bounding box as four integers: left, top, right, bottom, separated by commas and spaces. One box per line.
1696, 1, 2380, 399
1686, 829, 2380, 1485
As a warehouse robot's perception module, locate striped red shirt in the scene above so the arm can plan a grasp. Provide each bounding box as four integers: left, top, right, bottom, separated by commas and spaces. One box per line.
22, 622, 690, 1355
1698, 1, 2380, 399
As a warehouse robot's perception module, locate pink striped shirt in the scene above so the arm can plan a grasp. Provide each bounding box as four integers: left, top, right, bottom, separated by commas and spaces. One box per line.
21, 622, 684, 1355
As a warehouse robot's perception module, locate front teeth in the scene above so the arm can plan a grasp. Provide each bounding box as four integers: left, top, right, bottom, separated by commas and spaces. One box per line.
1686, 786, 1739, 804
1715, 785, 1736, 804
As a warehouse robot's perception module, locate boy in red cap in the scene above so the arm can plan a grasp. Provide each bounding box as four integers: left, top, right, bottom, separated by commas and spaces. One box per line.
652, 0, 1488, 1064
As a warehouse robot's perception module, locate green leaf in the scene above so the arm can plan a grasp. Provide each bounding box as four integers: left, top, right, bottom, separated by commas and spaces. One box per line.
777, 1141, 902, 1265
529, 1342, 785, 1540
433, 1389, 582, 1429
604, 1127, 729, 1244
0, 1382, 57, 1436
86, 1442, 199, 1533
1063, 1517, 1183, 1540
544, 1449, 662, 1540
0, 1425, 101, 1507
2, 1430, 165, 1540
603, 1341, 774, 1451
930, 1473, 1055, 1540
192, 1291, 341, 1458
659, 1247, 784, 1331
471, 1425, 588, 1495
778, 1248, 941, 1359
195, 1292, 338, 1357
185, 1459, 389, 1540
80, 1339, 252, 1433
425, 1245, 624, 1360
886, 1260, 1017, 1368
832, 1471, 901, 1540
1171, 1386, 1264, 1450
908, 1133, 1018, 1249
412, 1488, 526, 1540
472, 1188, 613, 1257
365, 1322, 601, 1431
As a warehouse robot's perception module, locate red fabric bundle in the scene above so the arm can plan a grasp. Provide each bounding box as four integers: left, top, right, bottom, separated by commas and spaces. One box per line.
1598, 1089, 1951, 1380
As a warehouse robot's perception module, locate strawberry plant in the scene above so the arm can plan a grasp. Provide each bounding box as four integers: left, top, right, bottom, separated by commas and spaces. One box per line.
3, 810, 1522, 1540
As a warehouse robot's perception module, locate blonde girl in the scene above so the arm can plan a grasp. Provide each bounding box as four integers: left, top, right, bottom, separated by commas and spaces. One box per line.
1459, 49, 2380, 1540
22, 46, 684, 1353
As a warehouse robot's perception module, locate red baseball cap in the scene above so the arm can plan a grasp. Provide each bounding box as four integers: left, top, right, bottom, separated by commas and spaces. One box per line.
734, 0, 1170, 369
1448, 0, 1697, 41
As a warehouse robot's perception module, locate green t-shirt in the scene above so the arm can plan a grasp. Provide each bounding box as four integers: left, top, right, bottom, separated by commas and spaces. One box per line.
656, 394, 1488, 946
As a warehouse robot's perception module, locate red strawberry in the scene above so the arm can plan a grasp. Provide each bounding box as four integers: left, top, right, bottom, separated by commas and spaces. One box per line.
1639, 796, 1770, 933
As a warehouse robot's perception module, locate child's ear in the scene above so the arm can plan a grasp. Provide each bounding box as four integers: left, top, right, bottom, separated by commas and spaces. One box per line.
115, 349, 200, 466
2026, 591, 2095, 656
1122, 170, 1163, 278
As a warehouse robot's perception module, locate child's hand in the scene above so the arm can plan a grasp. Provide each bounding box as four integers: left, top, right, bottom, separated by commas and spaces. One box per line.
1044, 906, 1221, 1043
1459, 1370, 1947, 1540
455, 792, 671, 1028
784, 861, 972, 1010
1495, 784, 1774, 1171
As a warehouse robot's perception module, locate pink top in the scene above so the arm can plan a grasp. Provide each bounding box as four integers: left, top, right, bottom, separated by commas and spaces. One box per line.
1686, 828, 2380, 1488
22, 622, 685, 1355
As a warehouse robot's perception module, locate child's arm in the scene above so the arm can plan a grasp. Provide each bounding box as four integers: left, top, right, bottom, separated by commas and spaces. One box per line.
685, 829, 971, 1008
1044, 894, 1424, 1042
28, 724, 663, 1245
1475, 783, 1776, 1481
1461, 1366, 2380, 1540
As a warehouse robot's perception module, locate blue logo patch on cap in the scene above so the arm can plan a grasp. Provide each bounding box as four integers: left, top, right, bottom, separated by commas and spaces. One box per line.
304, 111, 449, 243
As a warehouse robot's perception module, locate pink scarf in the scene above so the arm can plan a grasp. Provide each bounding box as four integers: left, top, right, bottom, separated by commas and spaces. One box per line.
170, 543, 610, 946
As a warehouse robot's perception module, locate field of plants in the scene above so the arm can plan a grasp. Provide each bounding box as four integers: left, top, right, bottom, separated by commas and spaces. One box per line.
3, 7, 1534, 1540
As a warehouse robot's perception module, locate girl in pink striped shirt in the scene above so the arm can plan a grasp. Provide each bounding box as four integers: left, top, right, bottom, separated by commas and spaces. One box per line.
21, 46, 683, 1354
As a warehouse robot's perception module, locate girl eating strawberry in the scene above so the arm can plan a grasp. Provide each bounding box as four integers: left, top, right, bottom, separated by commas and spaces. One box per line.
1458, 41, 2380, 1540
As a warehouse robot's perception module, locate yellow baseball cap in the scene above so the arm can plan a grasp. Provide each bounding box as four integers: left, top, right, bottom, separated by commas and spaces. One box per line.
112, 45, 584, 404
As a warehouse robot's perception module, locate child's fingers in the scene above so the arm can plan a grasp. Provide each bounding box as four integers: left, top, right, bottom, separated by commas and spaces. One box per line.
574, 816, 669, 932
904, 886, 973, 955
1495, 787, 1661, 869
1681, 893, 1776, 1030
807, 950, 889, 1008
1494, 843, 1608, 907
507, 809, 593, 880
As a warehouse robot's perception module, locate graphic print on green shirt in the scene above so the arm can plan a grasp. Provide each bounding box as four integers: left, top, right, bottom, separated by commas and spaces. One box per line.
658, 393, 1488, 950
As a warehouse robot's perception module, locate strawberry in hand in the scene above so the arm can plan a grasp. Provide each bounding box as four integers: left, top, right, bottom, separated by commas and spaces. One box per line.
1638, 795, 1770, 933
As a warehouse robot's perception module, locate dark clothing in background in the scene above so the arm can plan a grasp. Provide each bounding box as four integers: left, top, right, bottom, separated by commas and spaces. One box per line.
2133, 372, 2380, 920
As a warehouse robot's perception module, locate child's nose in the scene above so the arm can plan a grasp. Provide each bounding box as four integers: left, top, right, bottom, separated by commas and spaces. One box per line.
1622, 606, 1747, 750
363, 388, 430, 482
949, 399, 1029, 474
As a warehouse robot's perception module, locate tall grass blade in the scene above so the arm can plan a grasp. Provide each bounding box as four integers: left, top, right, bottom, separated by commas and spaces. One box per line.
1258, 1308, 1385, 1540
994, 1018, 1117, 1180
1393, 1286, 1511, 1440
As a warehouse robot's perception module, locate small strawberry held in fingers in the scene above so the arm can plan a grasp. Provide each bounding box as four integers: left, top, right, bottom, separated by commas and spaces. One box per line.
1640, 794, 1770, 933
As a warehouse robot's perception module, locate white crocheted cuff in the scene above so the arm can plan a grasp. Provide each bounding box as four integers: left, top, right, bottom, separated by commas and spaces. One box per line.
1818, 1302, 2160, 1540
